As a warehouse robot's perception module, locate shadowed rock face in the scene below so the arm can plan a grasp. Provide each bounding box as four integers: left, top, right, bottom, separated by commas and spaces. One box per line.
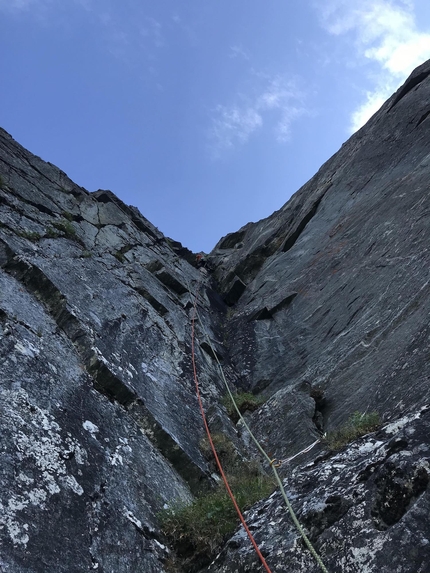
211, 58, 430, 466
0, 127, 239, 572
0, 60, 429, 573
203, 408, 430, 573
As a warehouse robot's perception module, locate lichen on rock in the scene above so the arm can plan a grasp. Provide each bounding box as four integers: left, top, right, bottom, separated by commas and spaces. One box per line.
1, 59, 430, 572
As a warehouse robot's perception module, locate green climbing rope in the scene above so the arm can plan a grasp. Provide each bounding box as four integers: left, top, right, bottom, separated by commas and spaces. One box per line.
190, 278, 329, 573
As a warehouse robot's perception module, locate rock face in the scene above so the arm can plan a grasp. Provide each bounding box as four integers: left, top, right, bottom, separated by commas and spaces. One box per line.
204, 408, 430, 573
0, 129, 237, 572
0, 60, 429, 573
211, 59, 430, 465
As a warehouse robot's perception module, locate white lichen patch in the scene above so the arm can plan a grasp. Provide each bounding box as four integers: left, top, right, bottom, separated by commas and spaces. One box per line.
383, 417, 411, 435
357, 440, 384, 455
17, 472, 34, 486
123, 508, 142, 530
109, 449, 123, 466
83, 420, 99, 436
28, 488, 48, 506
348, 535, 387, 573
383, 407, 427, 436
109, 438, 132, 466
59, 475, 84, 496
14, 340, 40, 358
0, 500, 30, 546
0, 389, 88, 547
301, 499, 327, 516
141, 361, 158, 382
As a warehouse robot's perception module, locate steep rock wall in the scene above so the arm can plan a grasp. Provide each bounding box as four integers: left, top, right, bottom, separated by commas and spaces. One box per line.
210, 59, 430, 465
204, 408, 430, 573
0, 128, 244, 572
0, 59, 429, 573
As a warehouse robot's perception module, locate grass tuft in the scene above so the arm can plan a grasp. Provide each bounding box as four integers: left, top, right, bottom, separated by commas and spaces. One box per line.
159, 433, 275, 569
62, 211, 74, 221
45, 226, 60, 238
80, 250, 93, 258
52, 219, 76, 237
114, 250, 125, 263
222, 391, 266, 423
159, 472, 275, 566
19, 230, 41, 241
324, 411, 381, 451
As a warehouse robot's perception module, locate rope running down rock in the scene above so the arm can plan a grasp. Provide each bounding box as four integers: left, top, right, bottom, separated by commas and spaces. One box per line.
189, 274, 329, 573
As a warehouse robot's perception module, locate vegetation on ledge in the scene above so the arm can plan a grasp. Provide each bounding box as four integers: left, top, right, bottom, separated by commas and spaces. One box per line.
325, 411, 381, 451
222, 391, 266, 423
159, 433, 275, 570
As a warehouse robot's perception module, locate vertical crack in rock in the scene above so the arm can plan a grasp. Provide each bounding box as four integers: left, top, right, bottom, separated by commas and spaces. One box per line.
310, 387, 326, 435
416, 109, 430, 128
1, 59, 430, 573
128, 399, 210, 495
282, 191, 328, 253
388, 68, 430, 111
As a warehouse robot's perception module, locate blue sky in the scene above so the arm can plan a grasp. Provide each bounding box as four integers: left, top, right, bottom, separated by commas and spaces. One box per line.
1, 1, 430, 252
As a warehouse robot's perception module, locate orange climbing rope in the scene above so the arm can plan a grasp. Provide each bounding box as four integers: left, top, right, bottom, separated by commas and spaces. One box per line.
189, 273, 329, 573
190, 279, 274, 573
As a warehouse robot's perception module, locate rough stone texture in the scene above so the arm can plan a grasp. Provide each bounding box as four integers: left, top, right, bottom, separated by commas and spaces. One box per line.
211, 59, 430, 464
0, 60, 430, 573
203, 408, 430, 573
0, 129, 242, 572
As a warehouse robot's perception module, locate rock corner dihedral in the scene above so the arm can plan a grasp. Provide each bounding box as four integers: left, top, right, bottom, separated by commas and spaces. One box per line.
1, 59, 430, 573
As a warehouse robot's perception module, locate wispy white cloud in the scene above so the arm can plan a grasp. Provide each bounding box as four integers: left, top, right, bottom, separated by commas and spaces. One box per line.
209, 76, 308, 158
229, 45, 250, 61
256, 77, 309, 142
318, 0, 430, 132
211, 106, 263, 153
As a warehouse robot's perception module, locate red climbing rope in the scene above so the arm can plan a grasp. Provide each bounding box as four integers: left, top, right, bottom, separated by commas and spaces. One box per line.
190, 277, 273, 573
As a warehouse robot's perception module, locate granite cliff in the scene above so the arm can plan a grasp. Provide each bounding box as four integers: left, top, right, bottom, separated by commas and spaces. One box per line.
1, 60, 429, 573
